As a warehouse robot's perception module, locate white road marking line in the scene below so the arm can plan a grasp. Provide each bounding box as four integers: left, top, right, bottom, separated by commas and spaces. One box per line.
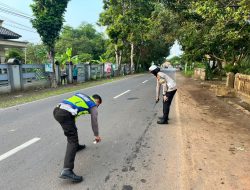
113, 90, 131, 99
9, 129, 16, 132
142, 80, 148, 84
0, 137, 41, 162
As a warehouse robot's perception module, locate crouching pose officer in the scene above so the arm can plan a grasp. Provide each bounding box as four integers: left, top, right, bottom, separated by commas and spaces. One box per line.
149, 65, 177, 124
53, 93, 102, 182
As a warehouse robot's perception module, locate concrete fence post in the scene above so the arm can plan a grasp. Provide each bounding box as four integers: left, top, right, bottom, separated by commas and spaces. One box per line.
55, 64, 60, 85
19, 64, 24, 90
234, 73, 240, 91
226, 72, 235, 88
84, 64, 90, 81
68, 64, 73, 84
9, 64, 21, 91
87, 64, 91, 80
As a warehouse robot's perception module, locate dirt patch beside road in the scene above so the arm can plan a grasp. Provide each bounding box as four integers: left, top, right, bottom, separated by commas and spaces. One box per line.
177, 73, 250, 190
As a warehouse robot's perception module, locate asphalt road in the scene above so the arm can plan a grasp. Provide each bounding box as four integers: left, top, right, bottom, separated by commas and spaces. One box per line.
0, 70, 182, 190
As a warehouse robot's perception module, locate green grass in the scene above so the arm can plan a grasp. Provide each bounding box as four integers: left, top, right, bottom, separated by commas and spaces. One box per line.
182, 70, 194, 77
0, 76, 129, 108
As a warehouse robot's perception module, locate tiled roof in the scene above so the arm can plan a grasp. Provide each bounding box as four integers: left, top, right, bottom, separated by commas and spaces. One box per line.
0, 26, 21, 39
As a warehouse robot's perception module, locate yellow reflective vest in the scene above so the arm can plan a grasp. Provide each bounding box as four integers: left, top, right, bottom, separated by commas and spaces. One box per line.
62, 93, 96, 116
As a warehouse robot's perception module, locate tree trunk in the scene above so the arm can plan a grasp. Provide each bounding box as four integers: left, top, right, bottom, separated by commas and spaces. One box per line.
118, 50, 122, 74
50, 48, 57, 88
115, 44, 123, 75
217, 60, 223, 81
115, 44, 119, 65
136, 47, 142, 72
130, 42, 135, 74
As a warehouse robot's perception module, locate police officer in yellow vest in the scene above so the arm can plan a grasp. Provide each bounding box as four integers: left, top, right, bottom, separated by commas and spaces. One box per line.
53, 93, 102, 183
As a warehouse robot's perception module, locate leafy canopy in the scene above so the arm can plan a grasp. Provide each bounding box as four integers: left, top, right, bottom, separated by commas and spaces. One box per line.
30, 0, 70, 51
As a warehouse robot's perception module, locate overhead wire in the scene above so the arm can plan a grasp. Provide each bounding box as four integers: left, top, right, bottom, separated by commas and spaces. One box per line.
0, 1, 33, 20
0, 1, 37, 34
4, 23, 37, 33
0, 7, 32, 20
0, 14, 35, 30
0, 1, 33, 17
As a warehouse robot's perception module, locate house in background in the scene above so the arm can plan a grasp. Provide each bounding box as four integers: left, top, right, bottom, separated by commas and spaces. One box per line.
0, 20, 28, 63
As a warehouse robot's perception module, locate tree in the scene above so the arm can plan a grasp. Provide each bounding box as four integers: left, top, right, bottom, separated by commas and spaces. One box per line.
30, 0, 70, 86
5, 48, 24, 63
155, 0, 250, 77
55, 23, 107, 62
99, 1, 175, 73
190, 0, 250, 65
78, 53, 93, 63
117, 0, 154, 73
26, 43, 47, 64
167, 56, 181, 66
100, 39, 116, 63
99, 0, 127, 72
55, 47, 79, 65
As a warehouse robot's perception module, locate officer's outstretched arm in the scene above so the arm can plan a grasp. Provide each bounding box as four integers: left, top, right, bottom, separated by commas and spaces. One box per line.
156, 79, 160, 101
90, 106, 100, 139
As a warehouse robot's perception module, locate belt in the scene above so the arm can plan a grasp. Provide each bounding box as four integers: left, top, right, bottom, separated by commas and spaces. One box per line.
57, 103, 78, 116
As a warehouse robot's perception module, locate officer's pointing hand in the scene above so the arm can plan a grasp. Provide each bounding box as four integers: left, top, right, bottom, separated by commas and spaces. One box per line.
94, 136, 101, 143
155, 97, 159, 104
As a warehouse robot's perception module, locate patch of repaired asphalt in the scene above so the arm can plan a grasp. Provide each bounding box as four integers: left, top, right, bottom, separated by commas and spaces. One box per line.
127, 97, 139, 100
105, 175, 110, 182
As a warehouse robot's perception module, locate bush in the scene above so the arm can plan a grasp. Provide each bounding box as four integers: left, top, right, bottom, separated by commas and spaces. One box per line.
195, 62, 206, 68
244, 68, 250, 75
224, 64, 239, 74
239, 57, 250, 75
224, 56, 250, 75
204, 62, 214, 80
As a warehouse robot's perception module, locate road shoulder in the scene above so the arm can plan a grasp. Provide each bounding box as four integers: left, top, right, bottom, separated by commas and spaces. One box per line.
177, 73, 250, 189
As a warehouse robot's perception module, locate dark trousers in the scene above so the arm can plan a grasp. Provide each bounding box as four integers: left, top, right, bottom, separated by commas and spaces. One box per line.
61, 76, 67, 85
163, 89, 177, 120
53, 107, 78, 169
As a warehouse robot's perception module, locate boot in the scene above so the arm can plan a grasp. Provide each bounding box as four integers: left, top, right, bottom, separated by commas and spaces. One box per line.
158, 116, 169, 120
59, 169, 83, 182
157, 118, 168, 124
77, 144, 86, 152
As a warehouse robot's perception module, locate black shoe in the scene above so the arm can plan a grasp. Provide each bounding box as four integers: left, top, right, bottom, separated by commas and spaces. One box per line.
157, 119, 168, 124
158, 116, 169, 120
59, 169, 83, 182
77, 144, 86, 152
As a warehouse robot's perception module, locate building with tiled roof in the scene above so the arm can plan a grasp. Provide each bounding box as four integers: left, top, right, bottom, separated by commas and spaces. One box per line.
0, 25, 21, 39
0, 20, 28, 63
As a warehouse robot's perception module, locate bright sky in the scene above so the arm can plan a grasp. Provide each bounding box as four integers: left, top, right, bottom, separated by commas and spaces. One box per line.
168, 41, 183, 59
0, 0, 182, 57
